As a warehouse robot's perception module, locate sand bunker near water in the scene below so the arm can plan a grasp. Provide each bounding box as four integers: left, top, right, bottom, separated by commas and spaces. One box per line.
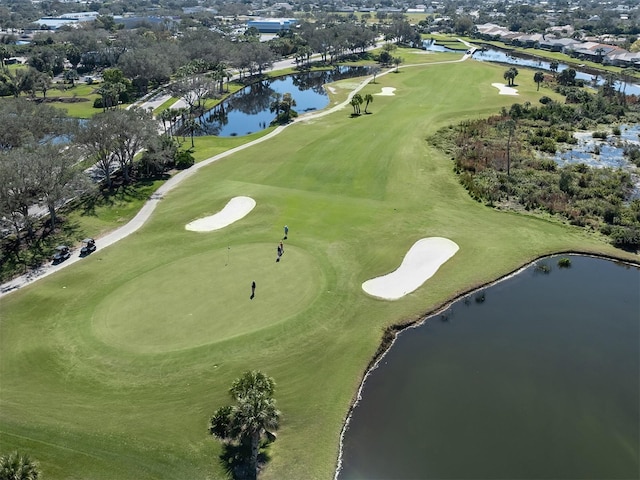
362, 237, 459, 300
185, 196, 256, 232
376, 87, 396, 96
491, 83, 519, 95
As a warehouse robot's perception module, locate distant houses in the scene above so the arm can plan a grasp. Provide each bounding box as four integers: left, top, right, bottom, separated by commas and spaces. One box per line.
475, 22, 640, 68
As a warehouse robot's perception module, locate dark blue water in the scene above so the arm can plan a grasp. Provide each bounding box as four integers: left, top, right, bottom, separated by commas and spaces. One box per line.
194, 67, 370, 137
338, 255, 640, 480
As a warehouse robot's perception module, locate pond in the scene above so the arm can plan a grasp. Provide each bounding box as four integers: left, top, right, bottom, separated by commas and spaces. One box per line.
550, 124, 640, 198
337, 255, 639, 480
423, 41, 640, 96
194, 66, 370, 137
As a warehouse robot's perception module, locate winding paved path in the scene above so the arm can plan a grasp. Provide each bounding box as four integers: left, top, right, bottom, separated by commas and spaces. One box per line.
0, 50, 472, 298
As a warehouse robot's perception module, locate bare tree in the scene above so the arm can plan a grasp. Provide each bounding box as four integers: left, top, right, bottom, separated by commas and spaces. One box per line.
169, 75, 215, 113
33, 144, 90, 229
76, 114, 118, 190
0, 149, 38, 240
78, 108, 158, 186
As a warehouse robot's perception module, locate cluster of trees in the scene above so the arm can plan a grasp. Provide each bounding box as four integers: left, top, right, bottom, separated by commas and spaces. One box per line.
0, 99, 86, 242
0, 8, 420, 103
0, 66, 53, 99
503, 67, 519, 87
269, 92, 297, 125
350, 92, 374, 115
429, 84, 640, 250
0, 96, 191, 280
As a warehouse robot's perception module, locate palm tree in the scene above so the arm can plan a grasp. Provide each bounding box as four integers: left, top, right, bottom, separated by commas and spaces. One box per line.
503, 69, 514, 87
209, 371, 280, 480
0, 451, 41, 480
183, 117, 200, 148
159, 108, 174, 136
393, 56, 402, 72
213, 63, 230, 93
534, 71, 544, 91
549, 60, 559, 75
351, 93, 363, 115
269, 92, 282, 117
363, 93, 374, 113
280, 92, 296, 122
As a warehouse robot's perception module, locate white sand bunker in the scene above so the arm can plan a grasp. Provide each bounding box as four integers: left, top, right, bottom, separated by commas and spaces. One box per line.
185, 196, 256, 232
376, 87, 396, 96
362, 237, 459, 300
491, 83, 519, 95
327, 86, 337, 94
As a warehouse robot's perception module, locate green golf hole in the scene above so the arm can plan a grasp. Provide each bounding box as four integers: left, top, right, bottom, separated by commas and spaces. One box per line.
92, 243, 322, 353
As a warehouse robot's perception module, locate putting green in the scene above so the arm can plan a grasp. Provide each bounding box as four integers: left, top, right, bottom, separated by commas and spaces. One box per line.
91, 243, 322, 353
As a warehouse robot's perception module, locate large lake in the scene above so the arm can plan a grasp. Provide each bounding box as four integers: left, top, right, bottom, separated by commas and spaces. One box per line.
337, 255, 639, 479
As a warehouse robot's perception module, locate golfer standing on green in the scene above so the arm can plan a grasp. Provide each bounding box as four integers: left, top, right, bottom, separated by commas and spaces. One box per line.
284, 225, 288, 239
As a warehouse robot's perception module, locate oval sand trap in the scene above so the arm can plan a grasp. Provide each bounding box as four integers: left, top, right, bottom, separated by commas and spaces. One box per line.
491, 83, 519, 96
376, 87, 396, 96
362, 237, 459, 300
186, 196, 256, 232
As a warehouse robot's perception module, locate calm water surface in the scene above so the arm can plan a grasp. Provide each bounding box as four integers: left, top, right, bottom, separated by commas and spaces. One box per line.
338, 255, 639, 479
195, 66, 369, 137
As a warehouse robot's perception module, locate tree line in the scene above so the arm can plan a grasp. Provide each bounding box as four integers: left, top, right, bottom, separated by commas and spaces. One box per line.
1, 13, 421, 101
0, 97, 186, 280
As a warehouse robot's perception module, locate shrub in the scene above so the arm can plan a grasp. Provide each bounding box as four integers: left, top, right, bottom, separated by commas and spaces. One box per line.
592, 131, 607, 140
175, 149, 195, 169
557, 257, 571, 268
539, 138, 557, 153
610, 226, 640, 250
612, 126, 621, 136
539, 96, 552, 105
534, 262, 551, 273
554, 130, 571, 143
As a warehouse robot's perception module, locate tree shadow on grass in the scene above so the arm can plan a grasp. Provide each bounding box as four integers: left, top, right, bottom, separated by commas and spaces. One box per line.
218, 442, 273, 480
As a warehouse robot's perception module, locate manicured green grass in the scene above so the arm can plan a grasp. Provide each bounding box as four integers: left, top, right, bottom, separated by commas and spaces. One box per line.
49, 97, 101, 118
1, 58, 637, 480
50, 83, 99, 97
189, 131, 275, 163
65, 180, 166, 240
153, 96, 178, 115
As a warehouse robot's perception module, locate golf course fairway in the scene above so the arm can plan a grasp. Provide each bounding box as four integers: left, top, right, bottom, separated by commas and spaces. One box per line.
1, 54, 638, 480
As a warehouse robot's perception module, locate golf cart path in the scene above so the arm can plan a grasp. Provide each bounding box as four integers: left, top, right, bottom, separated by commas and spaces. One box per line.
0, 51, 472, 299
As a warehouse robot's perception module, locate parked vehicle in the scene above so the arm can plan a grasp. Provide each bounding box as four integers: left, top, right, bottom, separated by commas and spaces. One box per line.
52, 245, 71, 264
80, 238, 96, 256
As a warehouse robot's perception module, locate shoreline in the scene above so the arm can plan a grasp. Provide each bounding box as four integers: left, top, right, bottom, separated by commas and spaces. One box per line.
333, 250, 640, 479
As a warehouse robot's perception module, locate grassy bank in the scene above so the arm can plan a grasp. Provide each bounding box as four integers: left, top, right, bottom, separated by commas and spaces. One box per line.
1, 54, 637, 480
